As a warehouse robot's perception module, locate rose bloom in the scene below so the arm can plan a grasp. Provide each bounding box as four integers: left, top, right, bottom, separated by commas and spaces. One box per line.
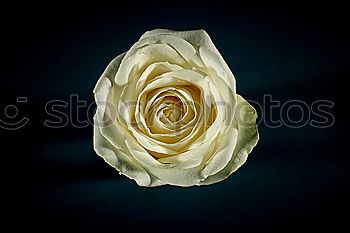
93, 29, 259, 187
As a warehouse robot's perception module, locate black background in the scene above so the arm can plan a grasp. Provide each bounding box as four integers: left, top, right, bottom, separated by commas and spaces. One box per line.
2, 2, 348, 232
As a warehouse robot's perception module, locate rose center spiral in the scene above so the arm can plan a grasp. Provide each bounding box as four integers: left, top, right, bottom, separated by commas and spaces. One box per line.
159, 96, 184, 123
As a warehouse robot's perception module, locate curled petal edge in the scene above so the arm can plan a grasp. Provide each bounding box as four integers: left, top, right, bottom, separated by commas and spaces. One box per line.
198, 94, 259, 185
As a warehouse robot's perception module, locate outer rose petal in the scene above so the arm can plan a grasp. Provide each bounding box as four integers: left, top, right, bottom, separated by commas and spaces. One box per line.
198, 94, 259, 185
94, 123, 151, 186
140, 29, 236, 92
94, 53, 165, 186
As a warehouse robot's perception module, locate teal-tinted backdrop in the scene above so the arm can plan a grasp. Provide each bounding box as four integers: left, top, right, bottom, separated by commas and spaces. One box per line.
2, 2, 348, 232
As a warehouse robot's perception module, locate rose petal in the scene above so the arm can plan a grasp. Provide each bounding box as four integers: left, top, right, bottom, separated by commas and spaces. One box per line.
198, 94, 259, 185
94, 53, 126, 119
115, 43, 186, 86
140, 29, 236, 91
199, 46, 236, 92
200, 126, 238, 178
136, 61, 183, 91
93, 122, 153, 186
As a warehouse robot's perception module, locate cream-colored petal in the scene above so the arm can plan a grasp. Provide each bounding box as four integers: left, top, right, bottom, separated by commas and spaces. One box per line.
157, 137, 217, 169
155, 34, 197, 62
140, 29, 236, 91
124, 136, 166, 168
198, 94, 259, 185
94, 53, 127, 151
200, 126, 238, 178
115, 43, 187, 86
149, 167, 203, 187
186, 79, 225, 150
93, 53, 126, 93
94, 53, 126, 118
124, 137, 207, 186
92, 52, 166, 187
140, 29, 215, 53
93, 122, 153, 186
136, 62, 183, 91
199, 46, 235, 92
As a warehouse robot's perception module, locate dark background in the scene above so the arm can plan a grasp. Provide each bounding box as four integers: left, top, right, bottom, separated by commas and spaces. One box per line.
2, 2, 348, 232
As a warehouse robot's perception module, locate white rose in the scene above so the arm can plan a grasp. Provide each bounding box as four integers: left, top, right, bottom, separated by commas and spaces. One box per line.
93, 29, 259, 187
